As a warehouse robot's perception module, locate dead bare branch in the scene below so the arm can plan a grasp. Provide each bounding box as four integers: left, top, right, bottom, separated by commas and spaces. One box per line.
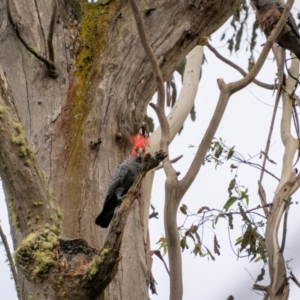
253, 284, 268, 292
258, 181, 268, 214
290, 272, 300, 289
150, 250, 170, 275
156, 155, 183, 170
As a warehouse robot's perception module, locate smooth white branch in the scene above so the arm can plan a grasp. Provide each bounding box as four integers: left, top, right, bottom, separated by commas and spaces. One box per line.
142, 46, 204, 240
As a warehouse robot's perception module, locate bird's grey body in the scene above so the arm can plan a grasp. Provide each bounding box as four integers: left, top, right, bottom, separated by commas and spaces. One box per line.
251, 0, 300, 59
95, 156, 142, 228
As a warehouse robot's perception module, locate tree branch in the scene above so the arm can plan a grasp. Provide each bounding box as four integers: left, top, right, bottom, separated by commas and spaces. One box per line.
0, 224, 21, 300
207, 42, 277, 90
258, 45, 285, 217
231, 0, 294, 93
0, 66, 59, 238
179, 0, 294, 194
156, 155, 183, 170
6, 0, 58, 78
142, 46, 204, 241
128, 0, 171, 175
279, 56, 299, 185
265, 52, 299, 299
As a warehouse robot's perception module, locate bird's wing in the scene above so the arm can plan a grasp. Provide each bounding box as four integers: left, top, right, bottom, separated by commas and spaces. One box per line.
275, 1, 300, 39
104, 161, 129, 205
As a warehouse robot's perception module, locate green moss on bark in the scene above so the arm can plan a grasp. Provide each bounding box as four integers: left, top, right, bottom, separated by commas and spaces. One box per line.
63, 0, 117, 212
7, 197, 19, 229
0, 106, 5, 119
56, 207, 64, 220
86, 248, 110, 278
15, 229, 59, 281
11, 123, 32, 160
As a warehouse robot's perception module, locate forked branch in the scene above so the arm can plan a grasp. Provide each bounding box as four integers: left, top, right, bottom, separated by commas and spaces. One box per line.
6, 0, 58, 78
180, 0, 294, 194
258, 45, 285, 217
264, 55, 299, 300
207, 42, 277, 90
128, 0, 171, 174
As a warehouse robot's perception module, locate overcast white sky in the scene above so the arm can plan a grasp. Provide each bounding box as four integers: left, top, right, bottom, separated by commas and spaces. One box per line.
1, 3, 300, 300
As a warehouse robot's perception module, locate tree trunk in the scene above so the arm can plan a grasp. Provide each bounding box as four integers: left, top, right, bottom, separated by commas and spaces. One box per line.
0, 0, 242, 299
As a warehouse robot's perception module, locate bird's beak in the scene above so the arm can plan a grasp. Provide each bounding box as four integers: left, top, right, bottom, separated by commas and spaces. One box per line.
136, 147, 144, 157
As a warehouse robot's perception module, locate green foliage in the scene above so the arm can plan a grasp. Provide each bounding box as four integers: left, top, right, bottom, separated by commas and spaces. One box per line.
204, 138, 235, 168
175, 167, 267, 265
156, 237, 167, 255
259, 150, 277, 165
226, 3, 250, 53
224, 180, 249, 211
220, 2, 259, 70
223, 196, 238, 211
234, 203, 267, 262
178, 222, 220, 260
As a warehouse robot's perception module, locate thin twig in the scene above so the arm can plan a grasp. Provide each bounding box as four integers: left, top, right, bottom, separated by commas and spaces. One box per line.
227, 227, 239, 257
6, 0, 58, 78
47, 0, 58, 77
207, 43, 277, 90
195, 203, 272, 219
280, 197, 291, 253
33, 0, 47, 56
228, 154, 280, 181
258, 45, 285, 217
0, 224, 21, 300
244, 267, 256, 283
290, 272, 300, 289
156, 155, 183, 170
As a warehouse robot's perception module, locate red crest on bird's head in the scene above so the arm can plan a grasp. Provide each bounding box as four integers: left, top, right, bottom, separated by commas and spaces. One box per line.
130, 134, 148, 157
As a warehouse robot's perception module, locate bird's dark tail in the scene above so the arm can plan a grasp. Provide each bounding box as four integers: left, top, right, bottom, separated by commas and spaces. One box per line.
95, 210, 114, 228
95, 193, 120, 228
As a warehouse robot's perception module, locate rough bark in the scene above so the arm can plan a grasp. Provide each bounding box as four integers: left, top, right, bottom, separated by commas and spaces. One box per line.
0, 0, 242, 299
